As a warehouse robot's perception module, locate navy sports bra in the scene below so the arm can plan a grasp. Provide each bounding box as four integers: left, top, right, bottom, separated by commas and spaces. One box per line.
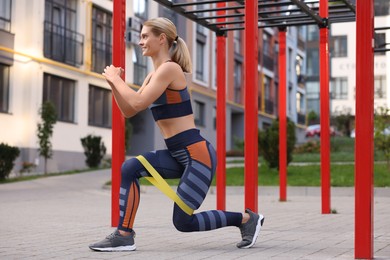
149, 86, 193, 121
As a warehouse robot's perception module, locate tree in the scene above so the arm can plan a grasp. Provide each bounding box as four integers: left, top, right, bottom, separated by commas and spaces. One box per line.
259, 117, 297, 169
374, 106, 390, 170
37, 101, 57, 174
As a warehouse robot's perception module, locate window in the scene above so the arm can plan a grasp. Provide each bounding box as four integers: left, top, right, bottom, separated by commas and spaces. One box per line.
0, 63, 10, 113
375, 76, 387, 99
263, 32, 271, 55
88, 85, 112, 128
134, 0, 148, 20
195, 3, 208, 82
233, 13, 242, 54
0, 0, 11, 31
307, 25, 318, 41
306, 81, 320, 115
375, 0, 390, 16
92, 6, 112, 73
234, 60, 242, 104
133, 0, 148, 86
43, 73, 75, 122
196, 39, 206, 81
375, 33, 386, 56
133, 47, 148, 86
194, 101, 205, 126
331, 78, 348, 100
331, 35, 347, 57
306, 48, 319, 76
44, 0, 83, 66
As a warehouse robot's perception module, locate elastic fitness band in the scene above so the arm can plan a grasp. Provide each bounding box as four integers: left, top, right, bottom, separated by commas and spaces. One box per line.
136, 155, 194, 216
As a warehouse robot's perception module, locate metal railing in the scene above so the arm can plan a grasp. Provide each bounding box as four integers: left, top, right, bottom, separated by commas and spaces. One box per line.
43, 21, 84, 67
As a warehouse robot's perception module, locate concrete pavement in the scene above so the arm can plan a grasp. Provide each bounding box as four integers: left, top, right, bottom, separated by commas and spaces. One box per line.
0, 169, 389, 259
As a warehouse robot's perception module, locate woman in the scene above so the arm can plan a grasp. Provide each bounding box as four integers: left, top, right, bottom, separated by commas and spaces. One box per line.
89, 17, 264, 252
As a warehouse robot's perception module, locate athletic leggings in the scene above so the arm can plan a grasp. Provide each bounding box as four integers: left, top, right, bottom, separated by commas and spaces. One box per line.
118, 128, 243, 233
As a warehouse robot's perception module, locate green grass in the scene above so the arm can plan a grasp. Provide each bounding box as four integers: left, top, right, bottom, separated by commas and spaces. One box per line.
134, 162, 389, 188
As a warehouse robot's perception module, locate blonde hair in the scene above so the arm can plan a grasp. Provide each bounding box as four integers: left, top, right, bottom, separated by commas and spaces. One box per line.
143, 17, 192, 73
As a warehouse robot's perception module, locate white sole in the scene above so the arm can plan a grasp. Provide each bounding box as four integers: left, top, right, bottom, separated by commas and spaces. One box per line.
90, 244, 137, 252
241, 214, 264, 249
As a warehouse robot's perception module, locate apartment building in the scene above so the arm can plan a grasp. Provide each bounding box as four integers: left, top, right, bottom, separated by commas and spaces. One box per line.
306, 0, 389, 119
0, 0, 305, 174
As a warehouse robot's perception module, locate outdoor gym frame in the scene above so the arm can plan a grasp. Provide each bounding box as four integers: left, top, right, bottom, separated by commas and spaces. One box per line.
110, 1, 382, 259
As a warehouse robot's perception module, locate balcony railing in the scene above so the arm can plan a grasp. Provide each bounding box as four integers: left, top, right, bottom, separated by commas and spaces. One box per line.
43, 21, 84, 67
297, 112, 306, 125
263, 54, 274, 71
92, 39, 112, 73
0, 17, 11, 32
265, 99, 274, 115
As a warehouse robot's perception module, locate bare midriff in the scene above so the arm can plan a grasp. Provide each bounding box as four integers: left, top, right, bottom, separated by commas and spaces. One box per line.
156, 114, 196, 139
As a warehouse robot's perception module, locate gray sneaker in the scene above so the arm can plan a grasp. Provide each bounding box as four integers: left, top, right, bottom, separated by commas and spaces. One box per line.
236, 209, 264, 249
89, 230, 136, 252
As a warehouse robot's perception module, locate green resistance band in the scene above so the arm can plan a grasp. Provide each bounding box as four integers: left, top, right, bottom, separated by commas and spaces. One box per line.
136, 155, 194, 216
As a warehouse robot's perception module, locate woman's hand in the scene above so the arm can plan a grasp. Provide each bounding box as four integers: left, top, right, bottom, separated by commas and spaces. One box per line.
102, 65, 124, 84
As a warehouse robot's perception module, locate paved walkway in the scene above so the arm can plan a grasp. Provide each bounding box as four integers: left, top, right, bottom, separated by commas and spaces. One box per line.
0, 169, 389, 260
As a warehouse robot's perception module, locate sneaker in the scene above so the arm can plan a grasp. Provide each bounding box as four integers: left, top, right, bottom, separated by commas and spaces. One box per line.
236, 209, 264, 249
89, 229, 136, 252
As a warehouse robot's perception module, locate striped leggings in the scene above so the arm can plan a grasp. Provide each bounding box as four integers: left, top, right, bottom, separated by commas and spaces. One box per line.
118, 128, 242, 233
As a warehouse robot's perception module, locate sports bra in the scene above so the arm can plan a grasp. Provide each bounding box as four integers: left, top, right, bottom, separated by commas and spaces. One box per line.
149, 86, 193, 121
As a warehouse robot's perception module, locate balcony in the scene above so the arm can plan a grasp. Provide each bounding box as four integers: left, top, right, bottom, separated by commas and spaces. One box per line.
92, 39, 112, 73
263, 54, 274, 71
297, 112, 306, 125
43, 21, 84, 67
265, 99, 274, 115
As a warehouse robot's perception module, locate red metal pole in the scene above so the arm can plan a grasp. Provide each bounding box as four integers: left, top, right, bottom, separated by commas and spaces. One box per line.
244, 0, 259, 212
111, 0, 126, 227
355, 0, 374, 258
278, 28, 287, 202
216, 2, 226, 211
319, 0, 331, 214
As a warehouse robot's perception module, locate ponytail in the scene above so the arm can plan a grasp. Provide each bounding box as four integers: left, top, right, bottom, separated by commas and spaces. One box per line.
170, 37, 192, 73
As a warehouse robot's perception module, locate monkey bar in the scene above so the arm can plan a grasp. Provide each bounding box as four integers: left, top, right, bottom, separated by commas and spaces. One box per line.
111, 0, 378, 258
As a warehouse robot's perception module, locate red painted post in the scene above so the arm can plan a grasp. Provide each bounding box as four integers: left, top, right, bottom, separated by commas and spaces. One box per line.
355, 0, 374, 258
216, 2, 226, 211
111, 0, 126, 227
278, 28, 287, 202
319, 0, 331, 214
244, 1, 259, 212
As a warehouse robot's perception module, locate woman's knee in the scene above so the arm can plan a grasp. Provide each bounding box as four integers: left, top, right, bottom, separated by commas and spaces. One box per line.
121, 158, 143, 180
172, 208, 195, 232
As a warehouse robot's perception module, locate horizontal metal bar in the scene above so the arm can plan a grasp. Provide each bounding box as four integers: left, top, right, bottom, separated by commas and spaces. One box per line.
183, 5, 243, 14
196, 13, 244, 21
374, 48, 390, 52
172, 0, 237, 7
290, 0, 324, 26
375, 27, 390, 31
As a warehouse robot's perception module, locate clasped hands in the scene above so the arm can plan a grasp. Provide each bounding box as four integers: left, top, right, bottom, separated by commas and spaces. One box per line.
102, 65, 124, 84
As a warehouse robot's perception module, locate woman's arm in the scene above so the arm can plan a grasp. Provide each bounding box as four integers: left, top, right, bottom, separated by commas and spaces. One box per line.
102, 63, 181, 118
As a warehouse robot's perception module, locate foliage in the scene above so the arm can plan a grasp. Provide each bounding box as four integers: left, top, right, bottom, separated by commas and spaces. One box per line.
374, 106, 390, 170
259, 117, 297, 169
80, 135, 107, 168
331, 109, 353, 136
0, 143, 20, 180
294, 140, 320, 154
37, 101, 57, 174
307, 110, 319, 125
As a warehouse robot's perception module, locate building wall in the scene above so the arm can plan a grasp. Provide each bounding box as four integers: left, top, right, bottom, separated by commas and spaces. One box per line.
1, 0, 308, 174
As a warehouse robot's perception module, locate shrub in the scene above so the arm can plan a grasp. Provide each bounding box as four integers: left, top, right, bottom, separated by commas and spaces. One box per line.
0, 143, 20, 180
80, 135, 107, 168
294, 140, 320, 154
259, 117, 296, 169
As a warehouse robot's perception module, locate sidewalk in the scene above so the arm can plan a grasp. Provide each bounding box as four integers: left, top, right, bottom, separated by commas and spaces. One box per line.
0, 169, 389, 259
